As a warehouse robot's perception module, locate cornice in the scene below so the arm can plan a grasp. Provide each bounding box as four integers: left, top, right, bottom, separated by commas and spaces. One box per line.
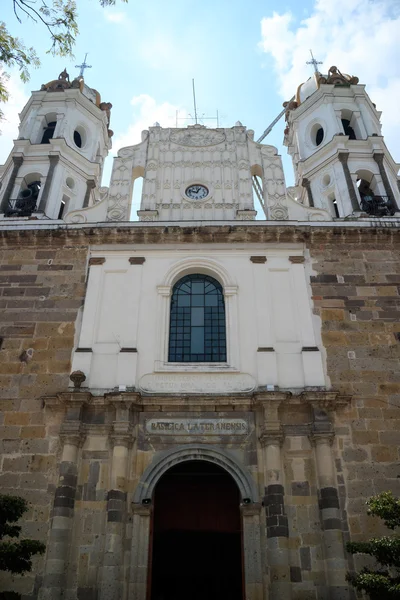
42, 390, 351, 411
1, 221, 400, 246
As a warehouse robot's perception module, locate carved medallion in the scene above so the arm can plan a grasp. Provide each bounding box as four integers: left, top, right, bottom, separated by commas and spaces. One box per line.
170, 128, 226, 147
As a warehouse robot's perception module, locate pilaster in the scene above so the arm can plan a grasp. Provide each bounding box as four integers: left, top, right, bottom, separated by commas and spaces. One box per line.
373, 152, 399, 212
38, 155, 60, 212
338, 152, 360, 212
99, 399, 136, 600
39, 418, 86, 600
258, 394, 292, 600
0, 155, 23, 212
301, 178, 314, 207
309, 402, 350, 600
83, 179, 96, 208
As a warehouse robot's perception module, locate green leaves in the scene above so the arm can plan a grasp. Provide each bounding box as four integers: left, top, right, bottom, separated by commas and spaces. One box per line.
1, 0, 126, 123
346, 492, 400, 599
0, 539, 45, 574
12, 0, 78, 57
0, 494, 46, 599
0, 495, 29, 529
367, 491, 400, 530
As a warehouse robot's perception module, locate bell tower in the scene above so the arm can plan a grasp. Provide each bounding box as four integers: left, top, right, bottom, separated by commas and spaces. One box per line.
0, 69, 112, 220
284, 66, 400, 218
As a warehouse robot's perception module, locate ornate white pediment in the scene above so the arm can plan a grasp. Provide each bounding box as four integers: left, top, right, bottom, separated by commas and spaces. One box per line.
170, 128, 226, 147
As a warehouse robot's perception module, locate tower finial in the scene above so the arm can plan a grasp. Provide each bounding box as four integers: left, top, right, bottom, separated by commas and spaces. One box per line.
306, 49, 323, 74
75, 53, 92, 78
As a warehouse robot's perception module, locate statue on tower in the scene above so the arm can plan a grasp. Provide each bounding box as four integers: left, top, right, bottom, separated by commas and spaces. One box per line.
58, 68, 70, 82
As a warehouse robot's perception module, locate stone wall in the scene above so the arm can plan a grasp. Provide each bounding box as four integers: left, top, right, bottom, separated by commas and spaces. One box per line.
308, 228, 400, 590
0, 233, 87, 596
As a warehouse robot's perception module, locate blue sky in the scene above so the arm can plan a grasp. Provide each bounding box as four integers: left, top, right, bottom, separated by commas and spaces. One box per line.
1, 0, 399, 204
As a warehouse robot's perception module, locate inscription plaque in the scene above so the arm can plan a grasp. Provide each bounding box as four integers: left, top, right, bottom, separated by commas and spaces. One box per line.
139, 372, 256, 394
145, 418, 248, 436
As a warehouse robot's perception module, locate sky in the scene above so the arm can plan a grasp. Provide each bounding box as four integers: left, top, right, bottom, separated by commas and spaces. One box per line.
1, 0, 399, 212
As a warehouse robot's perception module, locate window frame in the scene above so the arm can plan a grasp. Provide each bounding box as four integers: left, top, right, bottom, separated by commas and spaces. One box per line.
155, 260, 239, 373
168, 274, 227, 364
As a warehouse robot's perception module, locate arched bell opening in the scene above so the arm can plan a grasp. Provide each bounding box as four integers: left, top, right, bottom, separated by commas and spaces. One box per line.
356, 169, 392, 216
340, 108, 361, 140
5, 172, 42, 217
149, 460, 244, 600
39, 113, 57, 144
130, 165, 145, 221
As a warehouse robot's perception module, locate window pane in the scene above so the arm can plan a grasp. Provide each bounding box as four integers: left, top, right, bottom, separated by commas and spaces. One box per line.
177, 294, 190, 307
192, 282, 204, 294
191, 327, 204, 353
192, 294, 204, 307
205, 294, 218, 306
191, 307, 204, 326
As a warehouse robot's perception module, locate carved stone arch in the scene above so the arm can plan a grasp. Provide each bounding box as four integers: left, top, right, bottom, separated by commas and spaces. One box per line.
129, 445, 264, 600
133, 444, 258, 504
161, 256, 237, 290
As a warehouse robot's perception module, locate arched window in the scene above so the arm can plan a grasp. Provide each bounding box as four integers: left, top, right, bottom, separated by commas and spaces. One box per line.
340, 109, 361, 140
41, 121, 56, 144
341, 119, 356, 140
168, 274, 226, 363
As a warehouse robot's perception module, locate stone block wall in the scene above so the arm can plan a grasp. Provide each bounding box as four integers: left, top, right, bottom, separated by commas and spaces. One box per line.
0, 231, 88, 596
308, 228, 400, 578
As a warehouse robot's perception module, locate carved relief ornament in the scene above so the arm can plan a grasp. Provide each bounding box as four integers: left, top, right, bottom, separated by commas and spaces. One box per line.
170, 128, 226, 147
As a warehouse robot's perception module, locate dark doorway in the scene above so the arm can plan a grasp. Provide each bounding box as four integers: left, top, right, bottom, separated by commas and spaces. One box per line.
149, 460, 243, 600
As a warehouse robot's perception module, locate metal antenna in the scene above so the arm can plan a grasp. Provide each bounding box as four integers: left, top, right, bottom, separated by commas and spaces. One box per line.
174, 81, 221, 128
306, 49, 323, 73
75, 53, 92, 78
192, 79, 198, 124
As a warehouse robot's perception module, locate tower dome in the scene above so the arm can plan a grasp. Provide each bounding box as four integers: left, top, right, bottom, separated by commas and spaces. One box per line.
295, 66, 360, 105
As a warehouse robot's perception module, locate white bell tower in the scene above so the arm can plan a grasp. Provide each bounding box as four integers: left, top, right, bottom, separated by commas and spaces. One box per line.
284, 66, 400, 218
0, 69, 112, 220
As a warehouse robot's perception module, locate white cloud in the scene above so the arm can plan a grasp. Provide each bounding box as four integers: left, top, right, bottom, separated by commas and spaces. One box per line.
103, 11, 127, 23
113, 93, 186, 152
0, 72, 29, 166
260, 0, 400, 161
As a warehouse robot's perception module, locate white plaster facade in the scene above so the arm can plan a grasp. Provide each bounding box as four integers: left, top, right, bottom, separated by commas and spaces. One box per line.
71, 246, 326, 392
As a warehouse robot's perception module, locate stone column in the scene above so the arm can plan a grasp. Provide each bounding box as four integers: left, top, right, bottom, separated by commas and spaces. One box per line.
39, 416, 85, 600
310, 404, 350, 600
373, 152, 399, 212
129, 504, 153, 600
99, 400, 133, 600
259, 395, 292, 600
83, 179, 96, 208
301, 178, 314, 207
38, 155, 60, 212
241, 503, 264, 600
54, 112, 65, 138
0, 155, 23, 212
351, 111, 368, 139
338, 153, 360, 212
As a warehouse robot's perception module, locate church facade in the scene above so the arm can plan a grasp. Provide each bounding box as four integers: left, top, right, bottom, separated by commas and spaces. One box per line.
0, 66, 399, 600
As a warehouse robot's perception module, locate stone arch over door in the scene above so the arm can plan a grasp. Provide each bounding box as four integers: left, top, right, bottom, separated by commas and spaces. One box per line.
129, 445, 264, 600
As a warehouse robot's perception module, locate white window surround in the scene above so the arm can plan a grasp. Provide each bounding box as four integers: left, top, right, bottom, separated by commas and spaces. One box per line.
154, 257, 239, 373
305, 117, 328, 151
